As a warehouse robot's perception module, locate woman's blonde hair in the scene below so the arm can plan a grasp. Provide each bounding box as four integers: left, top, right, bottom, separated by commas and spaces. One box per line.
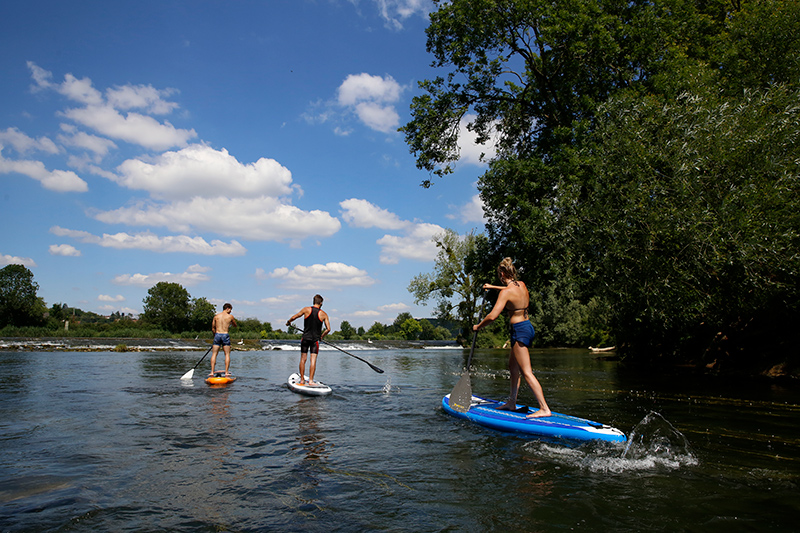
497, 257, 517, 281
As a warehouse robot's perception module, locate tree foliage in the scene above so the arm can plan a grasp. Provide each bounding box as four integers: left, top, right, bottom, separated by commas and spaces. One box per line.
188, 297, 216, 332
0, 264, 46, 327
339, 320, 356, 340
141, 282, 191, 333
408, 229, 487, 334
404, 0, 800, 368
583, 85, 800, 358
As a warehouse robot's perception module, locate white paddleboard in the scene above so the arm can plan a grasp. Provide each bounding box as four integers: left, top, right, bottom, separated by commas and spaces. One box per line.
287, 373, 332, 396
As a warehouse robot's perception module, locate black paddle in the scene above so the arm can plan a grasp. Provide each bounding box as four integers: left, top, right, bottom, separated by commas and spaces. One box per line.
180, 344, 213, 380
449, 292, 487, 413
288, 325, 385, 374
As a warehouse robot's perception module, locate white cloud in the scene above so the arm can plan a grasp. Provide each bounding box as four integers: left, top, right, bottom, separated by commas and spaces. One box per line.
269, 262, 376, 290
98, 304, 138, 315
91, 196, 340, 242
351, 310, 381, 318
58, 73, 104, 106
98, 294, 125, 302
338, 73, 402, 106
376, 222, 443, 264
340, 198, 410, 230
0, 254, 37, 267
105, 84, 180, 114
89, 145, 339, 243
457, 114, 498, 166
368, 0, 432, 29
447, 194, 486, 224
28, 62, 196, 151
27, 61, 54, 91
61, 105, 196, 151
354, 102, 401, 133
0, 150, 88, 192
260, 294, 303, 305
340, 198, 444, 263
0, 127, 59, 154
112, 267, 211, 287
187, 264, 211, 273
58, 124, 117, 157
337, 73, 403, 133
50, 226, 246, 256
113, 144, 293, 200
49, 244, 81, 256
378, 302, 410, 312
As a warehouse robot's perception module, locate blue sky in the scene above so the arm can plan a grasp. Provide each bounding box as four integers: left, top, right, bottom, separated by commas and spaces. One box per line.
0, 0, 493, 331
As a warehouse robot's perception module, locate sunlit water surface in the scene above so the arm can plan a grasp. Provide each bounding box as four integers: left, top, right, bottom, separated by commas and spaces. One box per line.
1, 346, 798, 532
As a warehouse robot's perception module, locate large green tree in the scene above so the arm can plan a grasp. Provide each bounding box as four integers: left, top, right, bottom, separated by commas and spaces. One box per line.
403, 0, 800, 366
582, 84, 800, 362
141, 282, 191, 333
0, 264, 46, 327
339, 320, 356, 340
408, 229, 488, 335
188, 297, 216, 332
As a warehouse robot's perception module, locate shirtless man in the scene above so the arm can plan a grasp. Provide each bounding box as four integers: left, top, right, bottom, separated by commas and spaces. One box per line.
286, 294, 331, 386
210, 303, 238, 376
473, 258, 551, 418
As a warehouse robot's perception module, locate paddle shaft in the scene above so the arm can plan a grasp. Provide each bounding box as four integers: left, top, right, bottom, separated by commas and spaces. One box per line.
464, 291, 487, 372
288, 325, 384, 373
447, 292, 487, 412
180, 343, 214, 379
191, 345, 214, 370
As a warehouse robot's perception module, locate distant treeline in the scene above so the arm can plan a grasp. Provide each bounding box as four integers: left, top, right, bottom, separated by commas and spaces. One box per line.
0, 267, 456, 342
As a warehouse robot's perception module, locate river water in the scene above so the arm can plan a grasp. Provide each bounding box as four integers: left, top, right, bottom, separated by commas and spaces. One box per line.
0, 344, 797, 532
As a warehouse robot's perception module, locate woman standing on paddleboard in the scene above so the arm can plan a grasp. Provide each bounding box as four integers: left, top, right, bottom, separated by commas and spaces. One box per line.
473, 258, 551, 418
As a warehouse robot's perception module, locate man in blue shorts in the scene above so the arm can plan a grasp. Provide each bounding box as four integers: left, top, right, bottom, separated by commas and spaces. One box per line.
210, 303, 238, 376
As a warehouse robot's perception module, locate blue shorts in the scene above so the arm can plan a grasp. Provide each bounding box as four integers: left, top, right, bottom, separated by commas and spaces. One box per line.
213, 333, 231, 346
510, 321, 536, 347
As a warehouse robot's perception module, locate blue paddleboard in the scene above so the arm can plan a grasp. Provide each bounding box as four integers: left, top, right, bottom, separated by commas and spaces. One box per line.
442, 394, 626, 443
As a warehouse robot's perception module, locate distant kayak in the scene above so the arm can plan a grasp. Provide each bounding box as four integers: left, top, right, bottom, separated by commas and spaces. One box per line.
287, 373, 332, 396
442, 394, 626, 443
205, 372, 237, 386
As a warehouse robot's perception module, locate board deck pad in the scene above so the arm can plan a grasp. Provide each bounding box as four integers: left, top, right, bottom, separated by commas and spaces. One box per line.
287, 373, 332, 396
442, 394, 626, 443
205, 372, 237, 386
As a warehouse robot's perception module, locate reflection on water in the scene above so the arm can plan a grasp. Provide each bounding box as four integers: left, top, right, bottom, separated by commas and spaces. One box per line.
0, 348, 798, 532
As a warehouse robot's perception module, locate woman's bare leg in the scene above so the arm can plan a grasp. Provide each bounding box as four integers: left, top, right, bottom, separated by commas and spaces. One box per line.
512, 342, 551, 418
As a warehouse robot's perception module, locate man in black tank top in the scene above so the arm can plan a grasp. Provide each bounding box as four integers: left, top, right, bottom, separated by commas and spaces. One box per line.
286, 294, 331, 385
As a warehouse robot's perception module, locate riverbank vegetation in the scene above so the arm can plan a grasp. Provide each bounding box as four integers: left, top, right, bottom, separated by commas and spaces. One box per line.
404, 0, 799, 378
0, 267, 455, 342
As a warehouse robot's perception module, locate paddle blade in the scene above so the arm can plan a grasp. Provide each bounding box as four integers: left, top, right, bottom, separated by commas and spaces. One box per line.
180, 368, 194, 380
449, 371, 472, 413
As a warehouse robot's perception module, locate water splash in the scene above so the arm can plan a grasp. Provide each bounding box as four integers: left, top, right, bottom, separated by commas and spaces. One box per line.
622, 411, 694, 461
382, 378, 392, 394
522, 411, 698, 473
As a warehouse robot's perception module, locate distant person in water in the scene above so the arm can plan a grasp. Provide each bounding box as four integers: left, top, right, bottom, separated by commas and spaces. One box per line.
473, 258, 551, 418
210, 303, 238, 376
286, 294, 331, 386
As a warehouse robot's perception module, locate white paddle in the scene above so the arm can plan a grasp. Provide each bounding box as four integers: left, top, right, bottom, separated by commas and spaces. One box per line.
448, 292, 487, 412
180, 345, 213, 380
